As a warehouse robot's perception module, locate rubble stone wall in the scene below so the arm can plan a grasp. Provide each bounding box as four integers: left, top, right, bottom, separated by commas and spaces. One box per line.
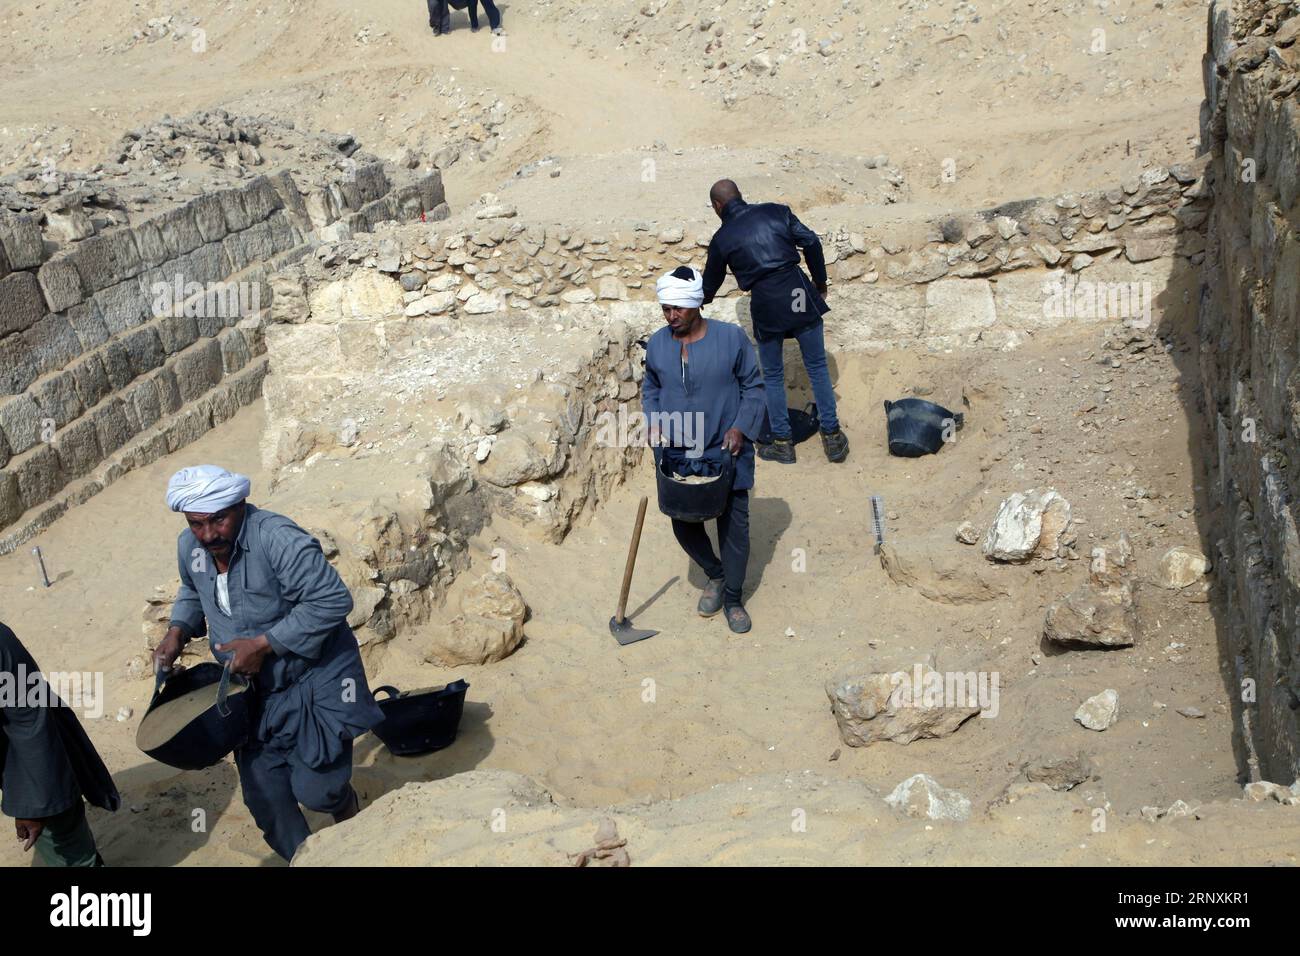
1197, 0, 1300, 782
0, 162, 447, 553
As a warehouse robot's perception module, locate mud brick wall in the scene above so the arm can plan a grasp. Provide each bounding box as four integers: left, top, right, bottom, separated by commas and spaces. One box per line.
1197, 0, 1300, 782
0, 165, 447, 553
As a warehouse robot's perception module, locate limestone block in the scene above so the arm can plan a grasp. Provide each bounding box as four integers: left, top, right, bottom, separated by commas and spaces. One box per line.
125, 378, 162, 431
0, 271, 47, 337
239, 176, 285, 224
94, 278, 151, 336
173, 338, 225, 403
133, 221, 168, 268
0, 393, 42, 455
188, 194, 229, 243
121, 326, 165, 378
23, 314, 82, 375
92, 398, 134, 456
155, 205, 204, 258
37, 254, 85, 313
68, 354, 111, 409
30, 371, 82, 429
14, 443, 64, 511
53, 417, 101, 479
0, 214, 44, 270
65, 300, 109, 351
0, 336, 36, 394
99, 342, 134, 389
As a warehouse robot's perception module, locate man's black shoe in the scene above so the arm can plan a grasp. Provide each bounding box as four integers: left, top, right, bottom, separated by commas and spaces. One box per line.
821, 428, 849, 463
757, 438, 796, 464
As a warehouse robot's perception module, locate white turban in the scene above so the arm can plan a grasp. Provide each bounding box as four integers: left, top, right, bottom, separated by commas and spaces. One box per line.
656, 266, 704, 309
166, 465, 251, 514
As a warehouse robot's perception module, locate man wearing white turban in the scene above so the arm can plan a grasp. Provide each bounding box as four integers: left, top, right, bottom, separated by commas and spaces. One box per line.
153, 466, 384, 861
643, 266, 766, 633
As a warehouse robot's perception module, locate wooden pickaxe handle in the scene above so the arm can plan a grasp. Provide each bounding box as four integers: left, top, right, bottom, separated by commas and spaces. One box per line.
615, 496, 649, 623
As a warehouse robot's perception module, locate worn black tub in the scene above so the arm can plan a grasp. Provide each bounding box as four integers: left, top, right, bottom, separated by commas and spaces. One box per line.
884, 398, 964, 457
371, 680, 470, 756
136, 662, 253, 771
656, 452, 735, 522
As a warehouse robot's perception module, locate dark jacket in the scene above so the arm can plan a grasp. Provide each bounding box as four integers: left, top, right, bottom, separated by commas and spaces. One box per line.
0, 623, 120, 819
702, 198, 830, 342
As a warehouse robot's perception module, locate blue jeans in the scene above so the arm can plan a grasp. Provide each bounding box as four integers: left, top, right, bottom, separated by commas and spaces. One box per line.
756, 321, 840, 440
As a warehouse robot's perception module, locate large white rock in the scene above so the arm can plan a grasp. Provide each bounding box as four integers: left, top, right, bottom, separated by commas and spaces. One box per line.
425, 572, 528, 666
1156, 546, 1211, 589
309, 270, 406, 322
1074, 689, 1119, 731
982, 488, 1072, 562
826, 662, 982, 746
885, 774, 971, 822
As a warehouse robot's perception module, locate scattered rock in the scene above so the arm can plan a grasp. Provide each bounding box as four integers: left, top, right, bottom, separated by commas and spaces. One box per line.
1024, 753, 1095, 791
1156, 546, 1210, 589
1074, 689, 1119, 731
1043, 579, 1138, 649
1176, 706, 1205, 719
982, 488, 1072, 562
885, 773, 971, 822
881, 538, 1008, 604
826, 661, 981, 746
1242, 781, 1300, 805
955, 521, 980, 545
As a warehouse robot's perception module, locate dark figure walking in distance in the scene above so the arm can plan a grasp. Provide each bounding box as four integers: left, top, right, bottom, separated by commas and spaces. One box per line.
702, 179, 850, 465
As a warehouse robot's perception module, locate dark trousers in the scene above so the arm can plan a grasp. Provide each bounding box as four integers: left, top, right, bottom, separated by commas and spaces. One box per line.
236, 737, 355, 861
671, 489, 750, 608
426, 0, 449, 31
33, 800, 102, 867
756, 319, 840, 439
468, 0, 501, 29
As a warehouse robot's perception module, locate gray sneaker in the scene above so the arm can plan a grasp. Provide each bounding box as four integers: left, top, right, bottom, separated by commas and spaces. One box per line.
697, 578, 725, 617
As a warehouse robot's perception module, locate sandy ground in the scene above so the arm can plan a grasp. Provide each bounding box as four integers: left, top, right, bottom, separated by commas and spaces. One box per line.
1, 0, 1278, 866
0, 290, 1266, 865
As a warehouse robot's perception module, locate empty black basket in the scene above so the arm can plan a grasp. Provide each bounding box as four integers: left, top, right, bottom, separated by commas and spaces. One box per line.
371, 680, 469, 756
884, 398, 963, 457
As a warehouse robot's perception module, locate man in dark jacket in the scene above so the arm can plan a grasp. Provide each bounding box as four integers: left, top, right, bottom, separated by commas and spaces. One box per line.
702, 179, 849, 465
1, 622, 119, 866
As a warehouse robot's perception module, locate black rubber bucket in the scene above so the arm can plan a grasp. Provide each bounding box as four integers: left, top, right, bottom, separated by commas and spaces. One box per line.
656, 452, 734, 522
371, 680, 469, 756
884, 398, 964, 457
136, 662, 253, 771
757, 402, 821, 445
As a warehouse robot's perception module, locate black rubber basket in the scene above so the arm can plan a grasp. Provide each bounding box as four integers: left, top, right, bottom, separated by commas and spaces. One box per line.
884, 398, 964, 457
656, 452, 735, 522
136, 662, 253, 771
371, 680, 470, 756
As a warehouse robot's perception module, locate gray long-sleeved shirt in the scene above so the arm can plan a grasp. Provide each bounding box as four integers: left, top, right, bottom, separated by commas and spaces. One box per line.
169, 504, 383, 767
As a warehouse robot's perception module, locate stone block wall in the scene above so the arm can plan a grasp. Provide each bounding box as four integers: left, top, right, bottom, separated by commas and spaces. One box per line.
1196, 0, 1300, 782
0, 163, 448, 553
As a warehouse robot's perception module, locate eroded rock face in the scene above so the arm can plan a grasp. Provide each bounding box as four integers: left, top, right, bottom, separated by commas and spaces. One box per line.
425, 571, 528, 666
1043, 579, 1139, 648
982, 488, 1072, 562
826, 662, 982, 746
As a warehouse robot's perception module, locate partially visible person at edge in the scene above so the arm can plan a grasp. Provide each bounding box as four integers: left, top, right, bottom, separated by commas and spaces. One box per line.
701, 178, 850, 465
152, 465, 384, 862
1, 622, 119, 866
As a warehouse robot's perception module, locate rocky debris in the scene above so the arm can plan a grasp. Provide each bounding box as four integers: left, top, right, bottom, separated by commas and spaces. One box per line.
1023, 753, 1096, 791
1156, 546, 1210, 589
1043, 578, 1138, 649
955, 521, 980, 544
981, 488, 1072, 562
1114, 531, 1134, 567
569, 819, 631, 867
826, 661, 981, 746
1176, 706, 1205, 719
1140, 800, 1199, 822
885, 774, 971, 822
425, 572, 528, 667
1074, 689, 1119, 731
1242, 781, 1300, 806
880, 537, 1008, 604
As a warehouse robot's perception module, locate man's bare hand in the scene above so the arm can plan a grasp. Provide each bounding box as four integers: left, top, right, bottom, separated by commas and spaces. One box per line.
215, 635, 273, 676
152, 628, 185, 677
16, 819, 43, 852
722, 427, 744, 455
